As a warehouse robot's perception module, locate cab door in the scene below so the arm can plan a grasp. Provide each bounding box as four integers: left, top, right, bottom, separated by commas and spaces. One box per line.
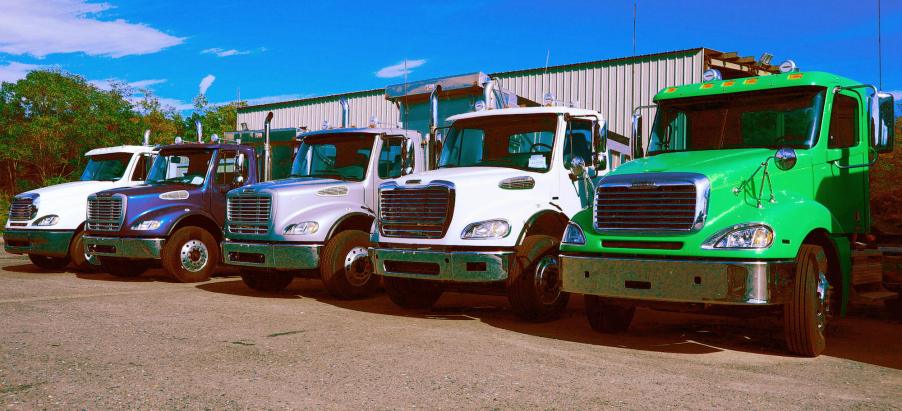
368, 135, 415, 209
816, 91, 868, 233
557, 119, 596, 215
210, 150, 248, 225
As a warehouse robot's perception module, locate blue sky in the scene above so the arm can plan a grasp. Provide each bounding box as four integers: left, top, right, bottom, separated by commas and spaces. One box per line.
1, 0, 900, 111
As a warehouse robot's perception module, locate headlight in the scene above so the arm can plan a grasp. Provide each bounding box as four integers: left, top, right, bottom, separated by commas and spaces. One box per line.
132, 220, 162, 231
562, 222, 586, 245
461, 219, 510, 240
284, 221, 319, 235
703, 224, 774, 249
33, 215, 59, 226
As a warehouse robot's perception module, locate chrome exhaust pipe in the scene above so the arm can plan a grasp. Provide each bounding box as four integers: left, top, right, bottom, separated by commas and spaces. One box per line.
483, 78, 495, 109
340, 98, 349, 128
428, 85, 441, 169
143, 129, 151, 146
264, 111, 274, 181
195, 120, 202, 143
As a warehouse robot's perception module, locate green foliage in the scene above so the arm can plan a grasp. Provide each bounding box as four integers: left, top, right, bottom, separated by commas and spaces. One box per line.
0, 69, 240, 228
870, 109, 902, 234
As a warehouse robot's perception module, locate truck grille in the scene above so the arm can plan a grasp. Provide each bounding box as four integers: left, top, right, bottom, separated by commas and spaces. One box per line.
594, 173, 708, 232
227, 192, 271, 235
87, 194, 125, 231
8, 196, 37, 221
379, 182, 454, 239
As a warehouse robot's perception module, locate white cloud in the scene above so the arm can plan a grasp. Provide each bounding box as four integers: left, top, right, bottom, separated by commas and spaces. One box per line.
0, 0, 184, 58
201, 47, 265, 58
89, 78, 166, 91
156, 97, 193, 111
199, 74, 215, 95
375, 59, 426, 78
0, 61, 45, 83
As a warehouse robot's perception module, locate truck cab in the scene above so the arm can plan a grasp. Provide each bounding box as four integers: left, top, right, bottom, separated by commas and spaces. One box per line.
4, 144, 156, 270
222, 127, 424, 298
371, 105, 625, 321
559, 68, 896, 356
83, 141, 261, 281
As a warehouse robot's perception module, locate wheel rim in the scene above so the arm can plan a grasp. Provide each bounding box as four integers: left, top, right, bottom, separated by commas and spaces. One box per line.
533, 255, 562, 306
343, 246, 372, 287
180, 239, 209, 272
815, 270, 830, 333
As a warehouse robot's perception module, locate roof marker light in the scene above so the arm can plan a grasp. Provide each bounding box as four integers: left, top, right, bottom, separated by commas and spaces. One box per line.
743, 78, 758, 85
722, 81, 735, 87
474, 100, 486, 111
322, 120, 329, 130
174, 136, 183, 144
369, 115, 378, 128
702, 69, 722, 82
778, 60, 798, 73
664, 87, 677, 93
543, 92, 555, 107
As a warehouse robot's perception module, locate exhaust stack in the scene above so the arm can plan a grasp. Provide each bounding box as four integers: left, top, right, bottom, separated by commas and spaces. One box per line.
428, 85, 442, 169
143, 129, 151, 146
483, 79, 495, 109
340, 98, 349, 128
264, 111, 274, 181
195, 120, 203, 143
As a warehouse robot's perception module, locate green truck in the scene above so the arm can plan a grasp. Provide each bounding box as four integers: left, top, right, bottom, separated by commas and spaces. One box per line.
559, 65, 896, 356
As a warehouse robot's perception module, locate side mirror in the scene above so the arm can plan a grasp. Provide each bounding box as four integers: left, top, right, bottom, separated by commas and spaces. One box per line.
233, 175, 246, 186
594, 152, 607, 171
774, 147, 797, 171
594, 120, 608, 170
876, 93, 895, 153
631, 113, 644, 159
400, 138, 415, 175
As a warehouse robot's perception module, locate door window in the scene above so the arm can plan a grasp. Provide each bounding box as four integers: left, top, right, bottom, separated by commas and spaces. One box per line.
378, 137, 413, 179
215, 151, 248, 188
562, 120, 594, 169
828, 94, 859, 149
130, 153, 156, 181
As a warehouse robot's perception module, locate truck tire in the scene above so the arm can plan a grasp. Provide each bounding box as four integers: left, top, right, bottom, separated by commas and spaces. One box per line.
241, 270, 294, 292
784, 244, 830, 357
585, 295, 635, 333
508, 235, 569, 322
162, 227, 219, 283
319, 230, 379, 299
28, 254, 70, 270
69, 231, 99, 272
384, 276, 443, 309
98, 257, 149, 278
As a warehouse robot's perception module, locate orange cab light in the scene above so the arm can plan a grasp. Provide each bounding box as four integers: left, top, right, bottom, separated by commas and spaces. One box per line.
788, 73, 804, 80
743, 78, 758, 85
665, 87, 678, 93
722, 81, 735, 87
700, 83, 715, 89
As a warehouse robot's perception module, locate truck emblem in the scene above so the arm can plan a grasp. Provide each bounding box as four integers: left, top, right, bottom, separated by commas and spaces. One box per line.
630, 181, 657, 190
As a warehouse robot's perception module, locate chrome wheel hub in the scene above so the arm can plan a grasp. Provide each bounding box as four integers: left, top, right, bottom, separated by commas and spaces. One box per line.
344, 246, 372, 287
534, 255, 562, 306
815, 271, 830, 333
180, 240, 209, 272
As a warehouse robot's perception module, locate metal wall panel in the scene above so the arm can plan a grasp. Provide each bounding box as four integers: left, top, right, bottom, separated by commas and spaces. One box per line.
237, 49, 705, 151
237, 89, 399, 132
492, 49, 704, 153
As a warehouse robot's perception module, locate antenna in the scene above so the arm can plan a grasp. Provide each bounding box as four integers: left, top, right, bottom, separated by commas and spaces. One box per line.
544, 49, 550, 101
877, 0, 883, 89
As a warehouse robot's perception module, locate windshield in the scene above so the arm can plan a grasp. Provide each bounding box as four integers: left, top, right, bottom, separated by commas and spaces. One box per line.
146, 149, 214, 186
80, 152, 132, 181
648, 86, 826, 155
289, 133, 375, 181
438, 114, 558, 172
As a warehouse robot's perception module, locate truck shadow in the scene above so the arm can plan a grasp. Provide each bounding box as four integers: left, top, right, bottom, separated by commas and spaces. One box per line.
237, 280, 902, 370
195, 277, 303, 299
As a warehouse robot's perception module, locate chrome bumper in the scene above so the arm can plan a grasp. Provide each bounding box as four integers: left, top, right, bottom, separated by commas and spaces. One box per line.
221, 241, 320, 270
561, 255, 796, 305
371, 247, 513, 282
84, 236, 164, 260
3, 229, 75, 257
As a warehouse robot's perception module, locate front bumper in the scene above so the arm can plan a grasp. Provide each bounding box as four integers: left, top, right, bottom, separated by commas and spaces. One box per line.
371, 247, 513, 282
561, 255, 796, 305
84, 236, 164, 260
221, 241, 321, 270
3, 229, 75, 257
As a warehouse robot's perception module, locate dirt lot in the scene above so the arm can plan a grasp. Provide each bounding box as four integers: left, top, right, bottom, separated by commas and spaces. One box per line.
0, 251, 900, 410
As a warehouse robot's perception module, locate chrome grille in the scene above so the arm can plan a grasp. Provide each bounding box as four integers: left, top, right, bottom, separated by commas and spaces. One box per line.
594, 173, 708, 232
8, 196, 37, 221
227, 192, 271, 235
379, 182, 454, 239
87, 195, 124, 231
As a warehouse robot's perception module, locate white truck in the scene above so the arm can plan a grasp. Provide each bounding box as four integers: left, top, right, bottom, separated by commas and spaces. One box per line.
370, 105, 628, 321
4, 142, 157, 270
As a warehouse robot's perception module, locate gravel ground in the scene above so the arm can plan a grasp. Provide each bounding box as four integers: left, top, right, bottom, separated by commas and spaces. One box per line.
0, 251, 900, 409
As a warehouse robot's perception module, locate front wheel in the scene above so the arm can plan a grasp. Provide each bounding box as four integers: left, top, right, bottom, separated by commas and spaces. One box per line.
69, 231, 99, 272
508, 235, 569, 322
784, 244, 831, 357
28, 254, 70, 270
319, 230, 379, 299
98, 257, 149, 278
241, 270, 294, 292
585, 295, 635, 333
161, 227, 219, 283
384, 276, 443, 309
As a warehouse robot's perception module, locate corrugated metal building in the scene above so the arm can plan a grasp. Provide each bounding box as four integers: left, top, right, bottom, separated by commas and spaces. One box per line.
237, 47, 777, 149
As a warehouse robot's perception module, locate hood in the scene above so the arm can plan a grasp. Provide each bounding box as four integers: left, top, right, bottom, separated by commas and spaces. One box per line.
613, 148, 805, 188
22, 180, 118, 204
395, 167, 535, 189
243, 177, 344, 192
101, 183, 201, 199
